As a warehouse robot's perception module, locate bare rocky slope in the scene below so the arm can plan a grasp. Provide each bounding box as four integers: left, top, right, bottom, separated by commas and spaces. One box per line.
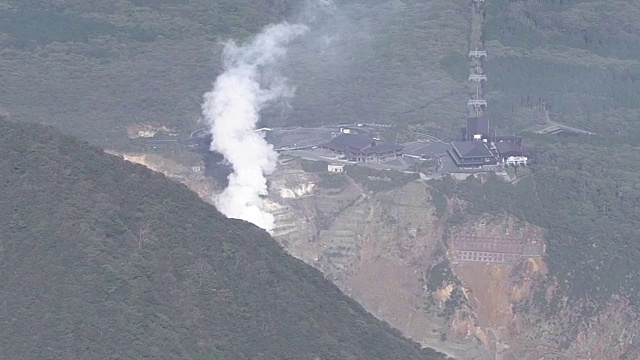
259, 160, 639, 360
267, 164, 493, 359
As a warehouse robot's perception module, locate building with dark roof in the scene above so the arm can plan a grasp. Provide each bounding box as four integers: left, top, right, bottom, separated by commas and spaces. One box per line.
495, 141, 528, 165
495, 142, 523, 158
322, 133, 402, 163
465, 116, 490, 141
448, 141, 498, 168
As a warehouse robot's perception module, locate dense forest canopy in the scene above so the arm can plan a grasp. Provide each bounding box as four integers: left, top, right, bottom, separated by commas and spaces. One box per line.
0, 0, 471, 147
0, 117, 451, 360
0, 0, 636, 140
481, 0, 640, 136
0, 0, 299, 148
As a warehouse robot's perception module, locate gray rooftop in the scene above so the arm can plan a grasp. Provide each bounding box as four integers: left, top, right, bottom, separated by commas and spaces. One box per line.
325, 133, 402, 155
493, 135, 522, 142
451, 141, 493, 158
325, 133, 374, 151
361, 142, 402, 154
402, 141, 452, 158
495, 142, 523, 156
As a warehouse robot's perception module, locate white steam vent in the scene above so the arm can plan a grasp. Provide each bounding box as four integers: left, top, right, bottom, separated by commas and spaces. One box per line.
202, 22, 308, 233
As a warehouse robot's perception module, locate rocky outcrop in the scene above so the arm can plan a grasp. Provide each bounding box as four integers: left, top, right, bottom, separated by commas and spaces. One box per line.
270, 168, 488, 359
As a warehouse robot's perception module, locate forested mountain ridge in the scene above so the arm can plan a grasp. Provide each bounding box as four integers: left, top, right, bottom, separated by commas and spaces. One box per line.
0, 117, 451, 360
0, 0, 637, 140
0, 0, 298, 148
0, 0, 471, 147
481, 0, 640, 136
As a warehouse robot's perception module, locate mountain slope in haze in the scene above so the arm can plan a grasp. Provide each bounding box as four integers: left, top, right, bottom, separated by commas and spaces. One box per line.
482, 0, 640, 136
0, 0, 470, 148
0, 118, 451, 360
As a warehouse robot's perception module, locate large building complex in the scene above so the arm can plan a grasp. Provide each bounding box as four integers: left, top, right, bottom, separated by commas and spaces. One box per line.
448, 116, 528, 169
180, 122, 526, 174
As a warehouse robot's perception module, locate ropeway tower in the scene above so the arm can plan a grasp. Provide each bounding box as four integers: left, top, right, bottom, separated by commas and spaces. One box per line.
468, 67, 487, 116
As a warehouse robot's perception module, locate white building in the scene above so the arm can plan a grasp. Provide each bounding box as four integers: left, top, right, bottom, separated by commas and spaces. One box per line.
505, 156, 528, 166
327, 164, 345, 173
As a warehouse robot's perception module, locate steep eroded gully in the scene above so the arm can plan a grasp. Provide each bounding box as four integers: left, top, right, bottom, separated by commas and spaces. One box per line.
268, 166, 489, 359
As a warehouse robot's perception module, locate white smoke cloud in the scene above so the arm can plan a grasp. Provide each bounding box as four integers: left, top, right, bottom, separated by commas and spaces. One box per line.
202, 22, 308, 233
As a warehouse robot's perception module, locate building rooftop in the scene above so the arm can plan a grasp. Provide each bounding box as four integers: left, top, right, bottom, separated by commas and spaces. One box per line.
324, 133, 402, 155
466, 116, 490, 136
402, 141, 452, 159
495, 142, 524, 157
361, 142, 402, 155
325, 133, 374, 152
451, 141, 494, 158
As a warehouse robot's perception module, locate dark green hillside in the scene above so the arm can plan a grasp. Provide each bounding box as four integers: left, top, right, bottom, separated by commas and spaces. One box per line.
0, 118, 450, 360
1, 0, 637, 143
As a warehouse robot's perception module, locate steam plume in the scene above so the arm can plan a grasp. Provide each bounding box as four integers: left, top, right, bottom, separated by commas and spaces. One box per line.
202, 22, 308, 233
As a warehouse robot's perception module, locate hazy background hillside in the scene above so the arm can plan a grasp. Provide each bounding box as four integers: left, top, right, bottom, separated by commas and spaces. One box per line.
1, 0, 638, 142
0, 0, 292, 147
0, 0, 471, 147
481, 0, 640, 137
278, 0, 469, 132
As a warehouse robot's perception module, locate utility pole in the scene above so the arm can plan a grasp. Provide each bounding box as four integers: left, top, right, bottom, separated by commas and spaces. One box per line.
468, 72, 487, 116
468, 46, 487, 116
468, 0, 487, 117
